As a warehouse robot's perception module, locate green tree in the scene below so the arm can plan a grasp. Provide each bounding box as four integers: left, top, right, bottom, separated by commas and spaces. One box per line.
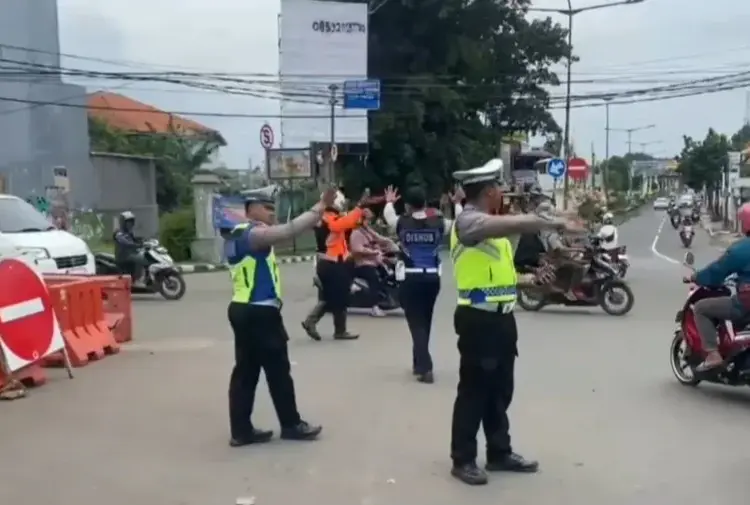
88, 117, 224, 212
357, 0, 570, 196
730, 123, 750, 151
677, 128, 729, 212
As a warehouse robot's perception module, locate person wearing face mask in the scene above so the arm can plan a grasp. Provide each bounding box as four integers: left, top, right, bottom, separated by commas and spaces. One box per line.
383, 185, 464, 383
223, 187, 338, 447
301, 189, 370, 341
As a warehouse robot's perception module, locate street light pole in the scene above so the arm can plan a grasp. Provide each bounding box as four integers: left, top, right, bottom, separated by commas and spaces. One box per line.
604, 97, 611, 201
528, 0, 645, 209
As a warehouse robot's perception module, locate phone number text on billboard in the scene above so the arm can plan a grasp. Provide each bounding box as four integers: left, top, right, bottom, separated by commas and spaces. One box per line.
311, 21, 365, 33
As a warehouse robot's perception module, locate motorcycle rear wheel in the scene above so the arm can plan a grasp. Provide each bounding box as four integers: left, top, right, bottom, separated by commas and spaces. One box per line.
597, 280, 634, 316
517, 288, 545, 311
670, 331, 701, 386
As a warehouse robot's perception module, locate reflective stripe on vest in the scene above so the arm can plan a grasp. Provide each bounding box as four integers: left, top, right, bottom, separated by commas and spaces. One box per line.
449, 223, 517, 306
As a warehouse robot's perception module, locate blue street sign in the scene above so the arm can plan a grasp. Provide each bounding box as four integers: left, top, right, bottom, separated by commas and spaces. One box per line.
343, 79, 381, 110
547, 158, 566, 180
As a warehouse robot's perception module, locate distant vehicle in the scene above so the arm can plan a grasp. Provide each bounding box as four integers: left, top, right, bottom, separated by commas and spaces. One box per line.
653, 197, 670, 210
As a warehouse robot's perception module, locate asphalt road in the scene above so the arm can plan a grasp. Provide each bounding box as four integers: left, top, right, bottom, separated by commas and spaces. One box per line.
3, 209, 750, 505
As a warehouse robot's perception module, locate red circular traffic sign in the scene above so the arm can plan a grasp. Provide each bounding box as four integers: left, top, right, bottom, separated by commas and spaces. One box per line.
0, 258, 54, 362
259, 124, 274, 149
568, 157, 589, 181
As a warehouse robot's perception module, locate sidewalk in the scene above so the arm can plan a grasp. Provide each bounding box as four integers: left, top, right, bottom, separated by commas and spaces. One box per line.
700, 215, 739, 249
176, 253, 315, 274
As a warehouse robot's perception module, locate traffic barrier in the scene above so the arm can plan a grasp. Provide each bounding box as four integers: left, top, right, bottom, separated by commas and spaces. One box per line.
43, 277, 120, 367
98, 276, 133, 343
0, 362, 46, 390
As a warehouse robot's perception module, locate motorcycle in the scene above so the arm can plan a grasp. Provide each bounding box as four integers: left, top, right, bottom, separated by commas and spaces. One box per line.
669, 211, 681, 229
602, 245, 629, 278
313, 252, 402, 312
94, 239, 187, 300
679, 223, 694, 248
670, 252, 750, 387
516, 242, 634, 315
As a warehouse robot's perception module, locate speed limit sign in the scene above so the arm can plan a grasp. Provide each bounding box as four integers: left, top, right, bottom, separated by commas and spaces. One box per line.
259, 124, 274, 149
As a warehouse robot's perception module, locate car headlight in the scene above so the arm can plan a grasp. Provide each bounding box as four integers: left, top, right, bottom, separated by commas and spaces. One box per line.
19, 247, 50, 259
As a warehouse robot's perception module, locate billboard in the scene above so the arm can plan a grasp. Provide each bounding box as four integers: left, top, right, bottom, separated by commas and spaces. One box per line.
279, 0, 369, 149
266, 148, 313, 180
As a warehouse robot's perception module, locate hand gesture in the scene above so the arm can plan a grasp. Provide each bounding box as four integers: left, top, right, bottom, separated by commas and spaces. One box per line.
320, 186, 338, 208
357, 187, 371, 207
384, 185, 400, 204
449, 185, 465, 203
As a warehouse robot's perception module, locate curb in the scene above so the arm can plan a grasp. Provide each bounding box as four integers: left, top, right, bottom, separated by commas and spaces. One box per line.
177, 254, 315, 274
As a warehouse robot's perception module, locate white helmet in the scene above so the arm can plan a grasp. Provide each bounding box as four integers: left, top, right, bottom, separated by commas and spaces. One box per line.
602, 211, 614, 224
322, 189, 347, 211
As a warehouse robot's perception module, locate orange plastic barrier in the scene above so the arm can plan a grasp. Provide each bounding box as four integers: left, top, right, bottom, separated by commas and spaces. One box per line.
0, 363, 46, 390
43, 277, 120, 367
98, 276, 133, 343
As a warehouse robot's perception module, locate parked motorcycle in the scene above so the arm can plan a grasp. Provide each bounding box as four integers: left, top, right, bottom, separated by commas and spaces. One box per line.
313, 253, 402, 312
670, 252, 750, 387
94, 239, 187, 300
679, 224, 695, 248
516, 245, 634, 315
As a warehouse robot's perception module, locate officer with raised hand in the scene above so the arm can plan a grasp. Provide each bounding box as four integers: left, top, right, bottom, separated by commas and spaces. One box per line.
383, 185, 464, 383
224, 186, 337, 447
448, 159, 581, 485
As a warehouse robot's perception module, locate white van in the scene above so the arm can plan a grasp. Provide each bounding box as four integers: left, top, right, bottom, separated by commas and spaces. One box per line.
0, 194, 96, 274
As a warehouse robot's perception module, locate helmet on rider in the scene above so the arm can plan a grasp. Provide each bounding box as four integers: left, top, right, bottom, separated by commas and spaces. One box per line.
739, 202, 750, 235
602, 211, 614, 225
118, 210, 135, 232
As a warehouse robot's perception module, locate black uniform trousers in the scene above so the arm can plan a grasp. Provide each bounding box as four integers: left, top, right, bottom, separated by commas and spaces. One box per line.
450, 305, 518, 465
399, 274, 440, 373
316, 258, 353, 333
227, 302, 301, 438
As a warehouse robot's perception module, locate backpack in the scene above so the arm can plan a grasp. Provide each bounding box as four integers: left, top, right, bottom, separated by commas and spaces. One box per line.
514, 232, 545, 272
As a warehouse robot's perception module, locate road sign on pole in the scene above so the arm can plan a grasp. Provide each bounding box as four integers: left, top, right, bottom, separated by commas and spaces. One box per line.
330, 144, 338, 162
567, 157, 589, 181
546, 158, 566, 180
259, 124, 274, 149
0, 258, 64, 372
343, 79, 381, 110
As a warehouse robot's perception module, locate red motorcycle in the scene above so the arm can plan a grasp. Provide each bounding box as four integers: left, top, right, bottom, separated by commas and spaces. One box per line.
670, 252, 750, 386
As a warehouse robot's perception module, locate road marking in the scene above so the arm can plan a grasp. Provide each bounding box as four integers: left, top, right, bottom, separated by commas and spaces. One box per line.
0, 297, 44, 323
651, 215, 680, 265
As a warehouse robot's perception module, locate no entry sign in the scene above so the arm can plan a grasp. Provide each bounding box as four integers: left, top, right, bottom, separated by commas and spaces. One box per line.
567, 157, 589, 181
0, 258, 64, 371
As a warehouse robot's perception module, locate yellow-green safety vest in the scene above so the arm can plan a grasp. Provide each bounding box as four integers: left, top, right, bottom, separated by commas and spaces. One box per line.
228, 223, 282, 304
449, 224, 517, 306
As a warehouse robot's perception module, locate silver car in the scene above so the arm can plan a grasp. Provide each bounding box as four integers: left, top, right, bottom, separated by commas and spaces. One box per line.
653, 197, 670, 210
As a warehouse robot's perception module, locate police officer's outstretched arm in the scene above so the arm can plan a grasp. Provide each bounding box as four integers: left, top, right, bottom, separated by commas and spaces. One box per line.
456, 211, 575, 245
247, 187, 338, 250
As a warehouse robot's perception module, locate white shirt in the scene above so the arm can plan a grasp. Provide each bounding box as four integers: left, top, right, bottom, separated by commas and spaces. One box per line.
383, 202, 463, 233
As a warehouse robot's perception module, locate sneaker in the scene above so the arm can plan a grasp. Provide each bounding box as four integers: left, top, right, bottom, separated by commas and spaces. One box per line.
333, 332, 360, 340
370, 306, 386, 317
485, 452, 539, 473
416, 371, 434, 384
451, 462, 488, 485
280, 421, 322, 441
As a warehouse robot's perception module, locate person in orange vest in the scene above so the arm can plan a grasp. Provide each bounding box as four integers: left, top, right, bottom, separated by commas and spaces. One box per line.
302, 189, 370, 340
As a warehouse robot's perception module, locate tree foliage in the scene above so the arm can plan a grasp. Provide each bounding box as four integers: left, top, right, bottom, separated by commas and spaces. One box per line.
350, 0, 570, 196
676, 128, 729, 191
88, 117, 223, 212
598, 152, 653, 192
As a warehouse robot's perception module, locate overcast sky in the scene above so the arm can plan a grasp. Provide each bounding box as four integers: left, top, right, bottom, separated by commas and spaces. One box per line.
58, 0, 750, 169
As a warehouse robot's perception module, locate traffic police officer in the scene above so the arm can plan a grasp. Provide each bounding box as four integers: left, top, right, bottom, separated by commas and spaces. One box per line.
383, 185, 463, 383
224, 186, 336, 446
448, 159, 579, 485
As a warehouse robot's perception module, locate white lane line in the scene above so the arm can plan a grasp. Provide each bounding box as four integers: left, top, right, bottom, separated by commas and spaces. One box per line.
0, 297, 44, 323
651, 215, 680, 265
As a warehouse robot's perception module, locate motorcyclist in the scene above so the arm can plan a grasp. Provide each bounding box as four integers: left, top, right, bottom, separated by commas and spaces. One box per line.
113, 211, 146, 285
687, 203, 750, 371
597, 212, 618, 251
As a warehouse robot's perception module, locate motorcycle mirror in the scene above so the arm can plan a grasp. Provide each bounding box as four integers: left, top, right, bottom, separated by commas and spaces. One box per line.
684, 252, 695, 266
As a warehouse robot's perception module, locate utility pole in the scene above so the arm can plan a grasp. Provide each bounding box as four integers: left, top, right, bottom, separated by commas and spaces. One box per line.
527, 0, 645, 209
604, 98, 611, 201
608, 123, 655, 195
327, 83, 338, 184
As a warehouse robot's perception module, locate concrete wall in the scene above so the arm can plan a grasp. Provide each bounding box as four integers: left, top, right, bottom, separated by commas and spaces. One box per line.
90, 153, 159, 238
0, 0, 96, 208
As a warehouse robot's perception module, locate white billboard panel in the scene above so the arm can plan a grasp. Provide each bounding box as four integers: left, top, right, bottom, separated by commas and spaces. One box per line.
279, 0, 368, 149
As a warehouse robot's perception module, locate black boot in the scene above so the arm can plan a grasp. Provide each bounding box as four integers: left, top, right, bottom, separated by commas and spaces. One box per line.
450, 462, 488, 485
301, 302, 326, 341
280, 421, 322, 441
485, 452, 539, 473
229, 428, 273, 447
332, 310, 359, 340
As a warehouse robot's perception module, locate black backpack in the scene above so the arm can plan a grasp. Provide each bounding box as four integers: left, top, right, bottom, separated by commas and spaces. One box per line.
514, 232, 545, 272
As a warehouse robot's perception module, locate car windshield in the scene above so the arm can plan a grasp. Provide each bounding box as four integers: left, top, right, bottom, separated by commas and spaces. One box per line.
0, 198, 56, 233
